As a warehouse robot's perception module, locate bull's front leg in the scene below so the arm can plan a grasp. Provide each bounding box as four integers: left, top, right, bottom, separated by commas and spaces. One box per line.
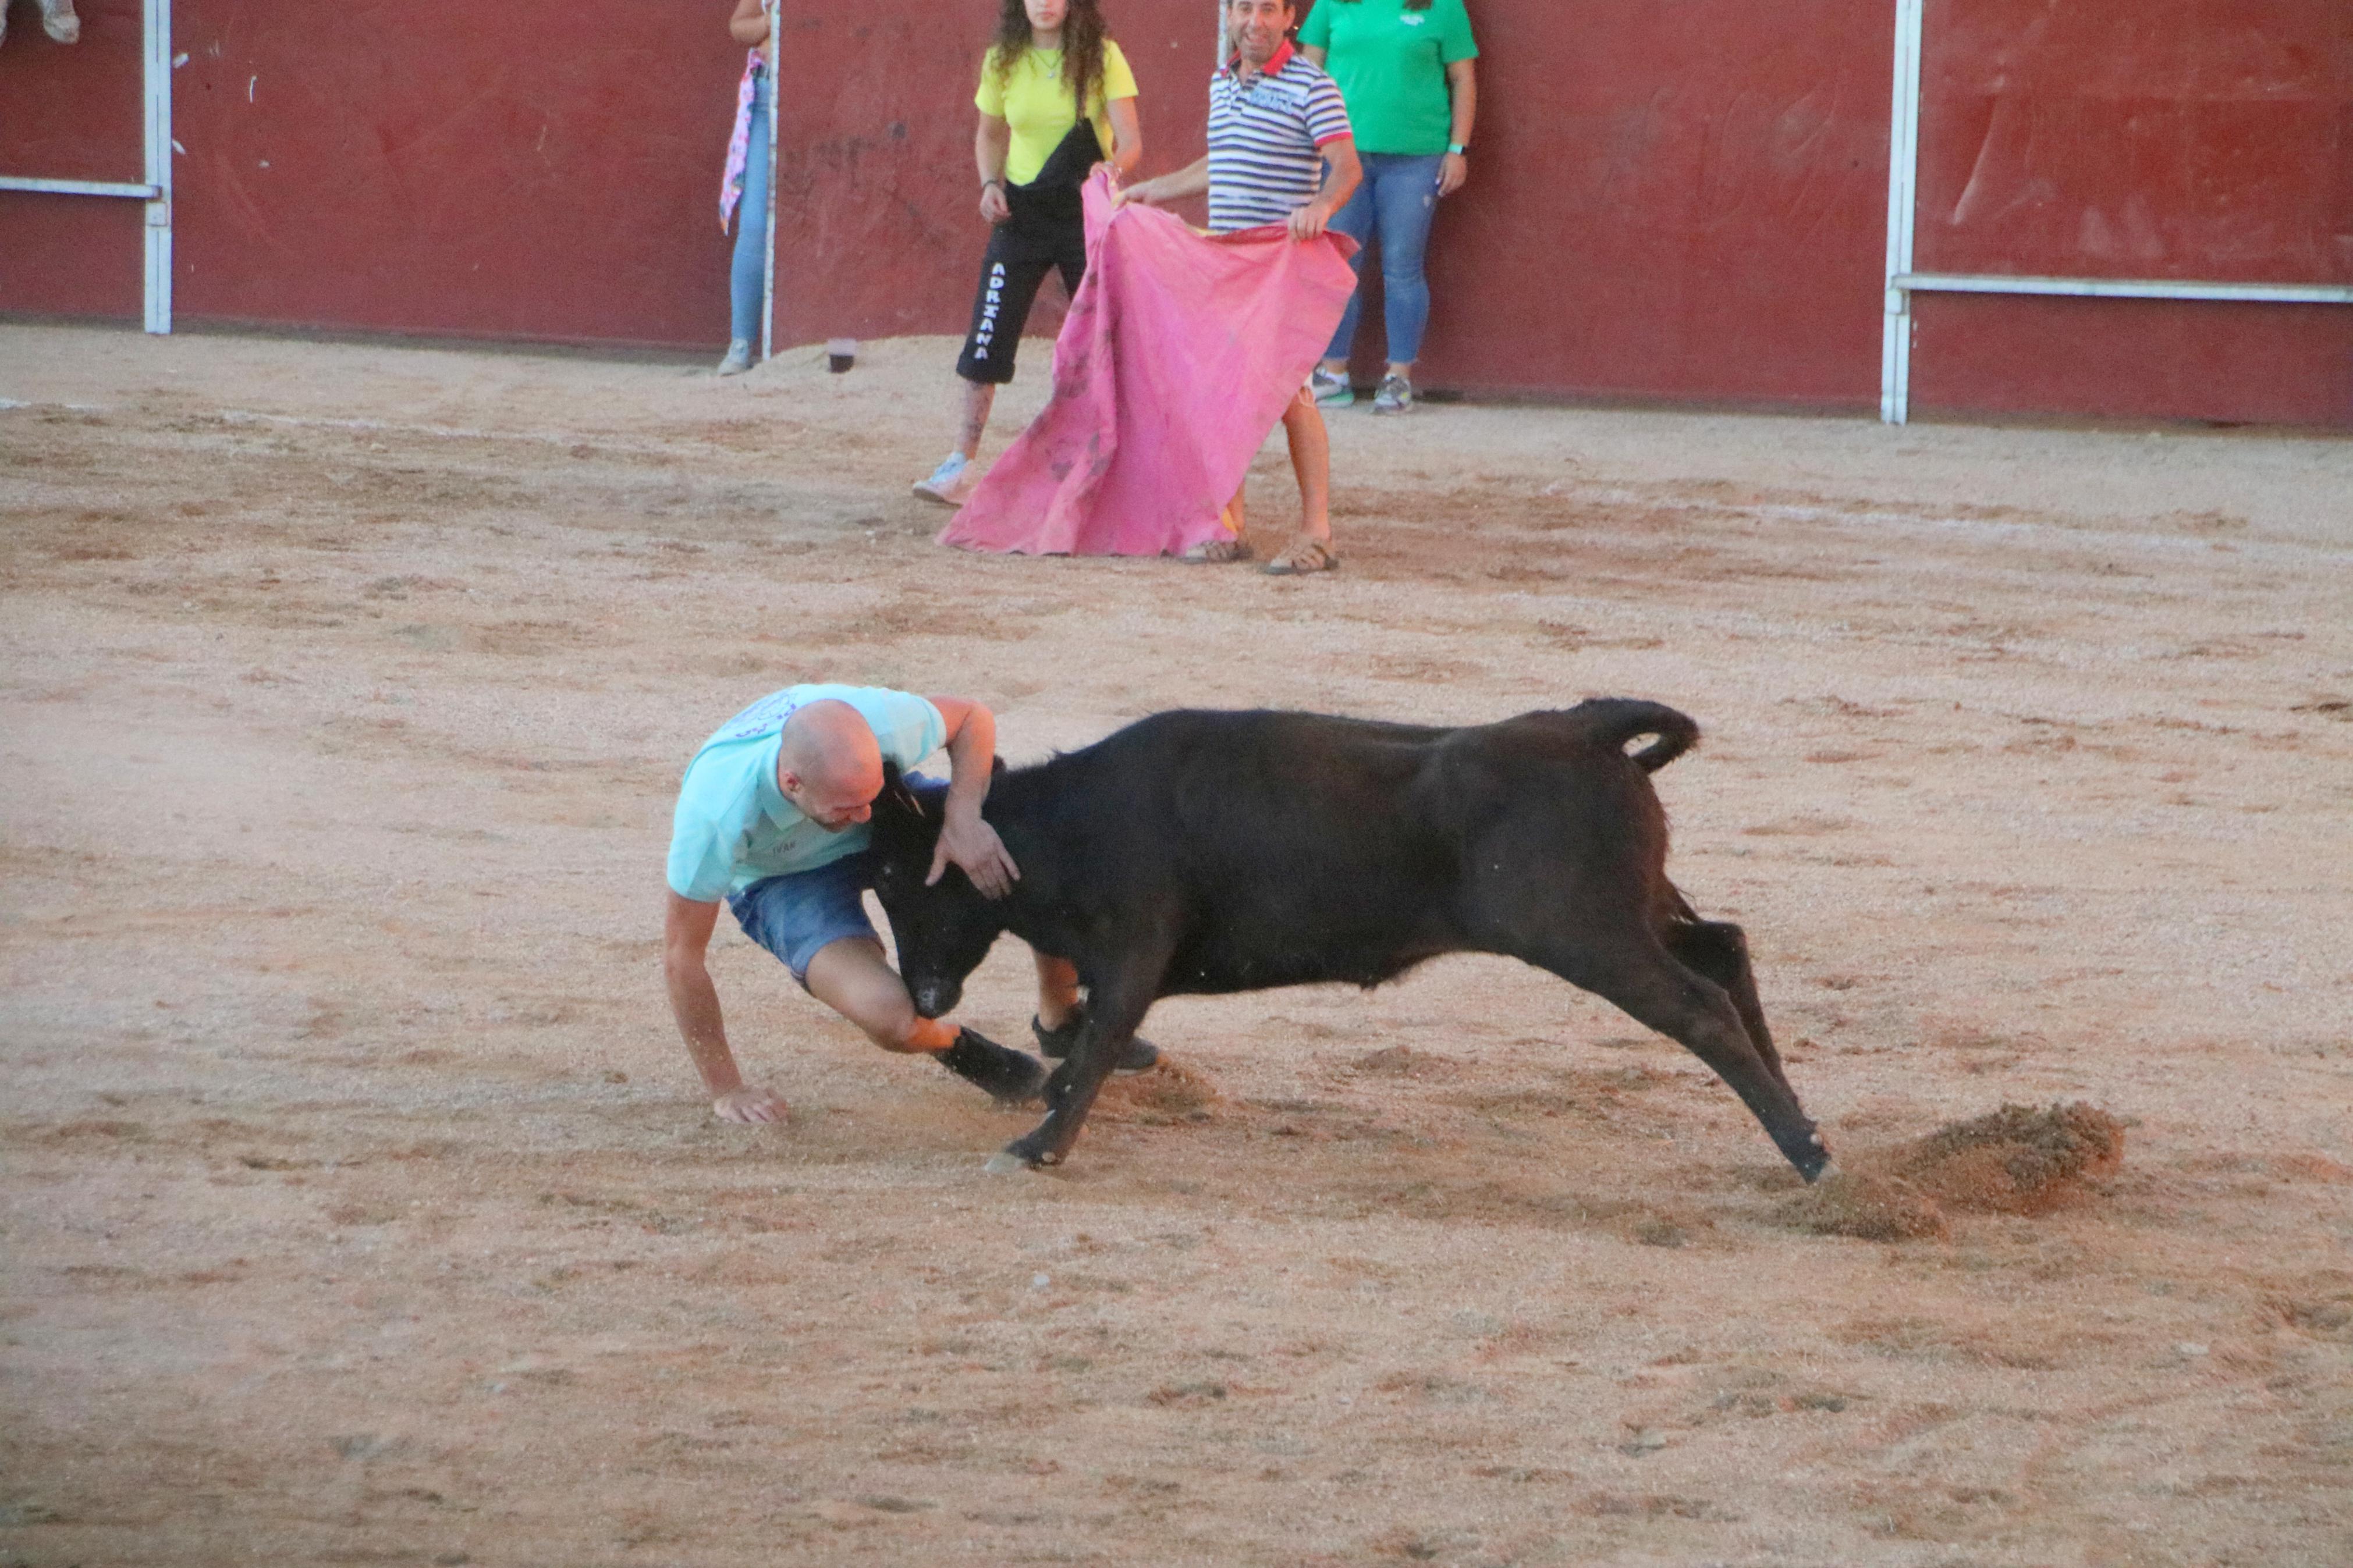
986, 965, 1160, 1173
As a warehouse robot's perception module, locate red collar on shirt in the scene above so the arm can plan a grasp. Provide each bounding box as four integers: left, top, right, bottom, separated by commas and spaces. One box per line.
1222, 38, 1298, 80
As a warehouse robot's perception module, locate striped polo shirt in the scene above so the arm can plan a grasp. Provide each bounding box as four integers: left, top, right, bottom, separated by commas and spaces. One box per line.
1205, 41, 1353, 233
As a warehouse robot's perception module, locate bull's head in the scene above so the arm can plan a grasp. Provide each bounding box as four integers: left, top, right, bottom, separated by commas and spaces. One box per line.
866, 764, 1012, 1020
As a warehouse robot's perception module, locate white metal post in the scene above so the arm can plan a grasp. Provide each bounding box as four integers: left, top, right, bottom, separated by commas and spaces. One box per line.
1879, 0, 1922, 424
760, 0, 779, 362
143, 0, 173, 334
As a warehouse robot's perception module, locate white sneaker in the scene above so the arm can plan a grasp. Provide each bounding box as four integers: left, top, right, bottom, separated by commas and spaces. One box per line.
913, 452, 977, 507
715, 340, 753, 376
1372, 374, 1415, 414
1309, 367, 1354, 408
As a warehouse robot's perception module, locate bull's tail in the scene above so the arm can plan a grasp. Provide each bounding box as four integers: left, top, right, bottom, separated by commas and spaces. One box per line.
1575, 698, 1701, 773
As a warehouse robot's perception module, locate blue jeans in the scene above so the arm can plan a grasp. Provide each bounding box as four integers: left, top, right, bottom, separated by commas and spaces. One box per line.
727, 851, 879, 987
1325, 152, 1445, 367
729, 72, 773, 346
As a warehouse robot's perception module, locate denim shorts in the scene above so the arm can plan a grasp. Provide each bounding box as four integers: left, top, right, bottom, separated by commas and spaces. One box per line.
727, 851, 881, 987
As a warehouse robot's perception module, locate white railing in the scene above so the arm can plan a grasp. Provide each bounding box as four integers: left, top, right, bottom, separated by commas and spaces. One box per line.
1880, 0, 2350, 424
0, 0, 172, 333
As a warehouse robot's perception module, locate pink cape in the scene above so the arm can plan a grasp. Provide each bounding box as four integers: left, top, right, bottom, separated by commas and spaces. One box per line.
940, 169, 1359, 557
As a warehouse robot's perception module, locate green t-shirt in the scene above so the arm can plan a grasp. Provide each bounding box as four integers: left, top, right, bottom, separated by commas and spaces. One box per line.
1298, 0, 1478, 157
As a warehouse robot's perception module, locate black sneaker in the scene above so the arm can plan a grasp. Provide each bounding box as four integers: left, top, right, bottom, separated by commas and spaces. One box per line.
1032, 1008, 1160, 1073
936, 1026, 1049, 1104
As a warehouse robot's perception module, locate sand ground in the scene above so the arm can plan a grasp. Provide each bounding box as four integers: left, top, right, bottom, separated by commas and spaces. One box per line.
3, 322, 2351, 1567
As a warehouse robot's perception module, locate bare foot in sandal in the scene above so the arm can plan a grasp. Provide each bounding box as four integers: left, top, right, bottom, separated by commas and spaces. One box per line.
1181, 535, 1253, 564
1261, 535, 1338, 575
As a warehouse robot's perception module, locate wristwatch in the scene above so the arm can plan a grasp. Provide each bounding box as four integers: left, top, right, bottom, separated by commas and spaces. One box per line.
1447, 143, 1470, 156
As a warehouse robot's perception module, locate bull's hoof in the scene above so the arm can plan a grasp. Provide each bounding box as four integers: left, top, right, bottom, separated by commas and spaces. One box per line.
1809, 1160, 1843, 1184
982, 1151, 1029, 1176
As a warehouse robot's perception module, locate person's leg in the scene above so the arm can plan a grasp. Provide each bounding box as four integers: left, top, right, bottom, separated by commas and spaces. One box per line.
951, 378, 997, 464
805, 936, 953, 1053
956, 215, 1064, 459
1316, 164, 1380, 393
1049, 202, 1090, 307
1261, 386, 1336, 574
922, 218, 1055, 501
1180, 481, 1249, 561
1284, 387, 1332, 544
737, 860, 1048, 1099
725, 76, 773, 362
808, 937, 1048, 1101
953, 217, 1056, 392
1034, 952, 1081, 1032
1374, 154, 1443, 381
1027, 949, 1161, 1071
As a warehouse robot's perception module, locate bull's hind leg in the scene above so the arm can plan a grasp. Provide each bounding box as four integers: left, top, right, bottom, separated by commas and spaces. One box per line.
1536, 937, 1834, 1182
1662, 918, 1792, 1096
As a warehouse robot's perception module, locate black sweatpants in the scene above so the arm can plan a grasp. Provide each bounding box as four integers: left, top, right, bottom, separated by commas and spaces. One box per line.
955, 118, 1103, 385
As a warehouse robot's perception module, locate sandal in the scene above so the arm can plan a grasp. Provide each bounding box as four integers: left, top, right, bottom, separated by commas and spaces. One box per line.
1181, 535, 1253, 564
1261, 536, 1339, 576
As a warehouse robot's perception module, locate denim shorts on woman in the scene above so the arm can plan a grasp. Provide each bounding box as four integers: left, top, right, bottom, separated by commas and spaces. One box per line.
726, 851, 881, 987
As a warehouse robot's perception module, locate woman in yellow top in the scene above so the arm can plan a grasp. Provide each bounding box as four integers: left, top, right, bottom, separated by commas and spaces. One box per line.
913, 0, 1142, 507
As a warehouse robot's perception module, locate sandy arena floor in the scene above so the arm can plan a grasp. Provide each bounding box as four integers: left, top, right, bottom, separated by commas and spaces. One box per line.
3, 322, 2351, 1567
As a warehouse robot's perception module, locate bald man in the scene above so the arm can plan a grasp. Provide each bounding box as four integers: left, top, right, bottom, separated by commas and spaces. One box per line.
662, 684, 1155, 1124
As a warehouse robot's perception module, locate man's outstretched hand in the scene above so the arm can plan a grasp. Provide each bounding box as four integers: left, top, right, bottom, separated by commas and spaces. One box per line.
930, 812, 1020, 899
712, 1086, 789, 1123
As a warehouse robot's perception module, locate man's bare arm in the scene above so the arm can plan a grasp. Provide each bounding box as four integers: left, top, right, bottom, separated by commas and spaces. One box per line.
1291, 137, 1361, 240
1120, 154, 1211, 209
663, 891, 786, 1122
925, 695, 1020, 897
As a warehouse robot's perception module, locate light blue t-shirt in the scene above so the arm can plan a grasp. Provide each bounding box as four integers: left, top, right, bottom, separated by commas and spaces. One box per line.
665, 684, 947, 902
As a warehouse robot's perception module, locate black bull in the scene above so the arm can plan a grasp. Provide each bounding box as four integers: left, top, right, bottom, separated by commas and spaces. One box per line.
867, 701, 1836, 1182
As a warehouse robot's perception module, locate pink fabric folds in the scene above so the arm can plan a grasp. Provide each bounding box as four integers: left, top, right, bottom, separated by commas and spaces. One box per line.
941, 169, 1358, 558
719, 50, 760, 233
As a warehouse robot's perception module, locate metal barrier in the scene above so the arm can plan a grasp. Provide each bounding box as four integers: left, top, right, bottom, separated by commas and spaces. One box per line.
1878, 0, 2350, 424
0, 0, 172, 333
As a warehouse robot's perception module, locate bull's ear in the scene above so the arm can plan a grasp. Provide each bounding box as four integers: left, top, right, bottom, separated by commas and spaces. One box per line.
874, 762, 922, 824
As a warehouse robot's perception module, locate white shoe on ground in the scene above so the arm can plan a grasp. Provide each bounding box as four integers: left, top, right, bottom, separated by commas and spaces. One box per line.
1372, 374, 1415, 414
715, 340, 753, 376
913, 452, 977, 507
1309, 367, 1354, 408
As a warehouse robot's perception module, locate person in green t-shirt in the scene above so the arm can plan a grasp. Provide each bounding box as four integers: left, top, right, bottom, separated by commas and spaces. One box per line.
1299, 0, 1478, 414
913, 0, 1144, 507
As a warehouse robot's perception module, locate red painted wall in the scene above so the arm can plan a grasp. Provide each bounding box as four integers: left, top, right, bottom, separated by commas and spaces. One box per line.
1399, 1, 1892, 406
3, 2, 2346, 425
1907, 0, 2353, 425
0, 0, 147, 319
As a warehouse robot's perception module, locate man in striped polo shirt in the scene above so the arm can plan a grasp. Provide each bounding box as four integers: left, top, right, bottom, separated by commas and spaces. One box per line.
1124, 0, 1362, 575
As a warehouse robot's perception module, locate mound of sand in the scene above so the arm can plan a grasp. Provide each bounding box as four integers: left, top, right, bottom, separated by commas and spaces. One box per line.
1774, 1171, 1950, 1242
1346, 1044, 1463, 1078
1094, 1061, 1219, 1126
1896, 1101, 2125, 1214
1777, 1102, 2125, 1240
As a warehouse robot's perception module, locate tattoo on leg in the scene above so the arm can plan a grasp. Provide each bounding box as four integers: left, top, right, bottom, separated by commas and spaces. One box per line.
958, 382, 997, 456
